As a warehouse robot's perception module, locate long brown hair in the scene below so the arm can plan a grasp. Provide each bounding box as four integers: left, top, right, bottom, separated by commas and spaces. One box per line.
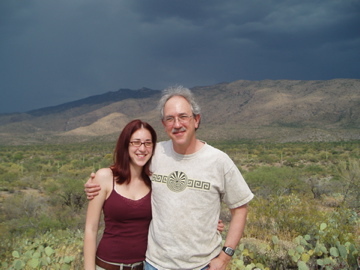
111, 119, 157, 187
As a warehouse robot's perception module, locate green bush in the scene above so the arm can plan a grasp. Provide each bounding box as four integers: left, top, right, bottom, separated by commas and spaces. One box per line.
1, 230, 84, 270
244, 167, 306, 197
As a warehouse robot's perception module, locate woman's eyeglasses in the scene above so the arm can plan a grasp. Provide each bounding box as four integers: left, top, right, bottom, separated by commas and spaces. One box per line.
129, 140, 153, 148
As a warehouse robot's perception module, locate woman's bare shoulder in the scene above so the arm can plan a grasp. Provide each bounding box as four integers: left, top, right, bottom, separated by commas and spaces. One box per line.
95, 167, 113, 177
94, 168, 113, 186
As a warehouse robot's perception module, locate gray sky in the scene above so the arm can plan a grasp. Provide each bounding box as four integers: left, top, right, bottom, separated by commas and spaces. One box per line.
1, 0, 359, 114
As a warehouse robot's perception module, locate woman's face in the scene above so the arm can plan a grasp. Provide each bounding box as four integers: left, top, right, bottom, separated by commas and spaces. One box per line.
128, 127, 154, 169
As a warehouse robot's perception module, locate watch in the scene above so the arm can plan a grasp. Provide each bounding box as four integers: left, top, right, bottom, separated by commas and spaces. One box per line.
222, 246, 235, 256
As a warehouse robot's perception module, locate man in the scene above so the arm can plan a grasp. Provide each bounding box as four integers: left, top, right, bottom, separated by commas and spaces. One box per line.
85, 86, 254, 270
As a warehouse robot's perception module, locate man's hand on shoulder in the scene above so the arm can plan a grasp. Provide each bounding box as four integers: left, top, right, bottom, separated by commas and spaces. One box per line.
84, 172, 101, 200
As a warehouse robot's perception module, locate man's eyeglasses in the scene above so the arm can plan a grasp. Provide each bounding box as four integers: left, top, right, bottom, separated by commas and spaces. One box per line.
164, 115, 193, 126
129, 140, 153, 148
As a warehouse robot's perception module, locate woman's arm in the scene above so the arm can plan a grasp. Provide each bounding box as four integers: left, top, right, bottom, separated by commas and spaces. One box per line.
83, 168, 112, 270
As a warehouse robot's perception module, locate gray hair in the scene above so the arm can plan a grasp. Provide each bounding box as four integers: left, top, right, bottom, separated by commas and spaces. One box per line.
158, 85, 201, 120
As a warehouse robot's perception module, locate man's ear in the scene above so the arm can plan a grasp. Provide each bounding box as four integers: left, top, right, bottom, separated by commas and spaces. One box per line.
161, 120, 166, 128
194, 114, 201, 129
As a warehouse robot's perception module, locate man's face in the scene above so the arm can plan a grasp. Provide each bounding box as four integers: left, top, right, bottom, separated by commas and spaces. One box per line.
162, 96, 200, 150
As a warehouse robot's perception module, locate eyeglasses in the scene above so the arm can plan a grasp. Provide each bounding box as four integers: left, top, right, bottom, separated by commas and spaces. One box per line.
129, 140, 153, 148
163, 115, 193, 126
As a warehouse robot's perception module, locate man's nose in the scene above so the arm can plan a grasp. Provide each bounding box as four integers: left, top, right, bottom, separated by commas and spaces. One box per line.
173, 117, 182, 127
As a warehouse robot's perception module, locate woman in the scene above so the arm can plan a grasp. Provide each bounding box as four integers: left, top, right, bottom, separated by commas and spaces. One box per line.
84, 119, 157, 270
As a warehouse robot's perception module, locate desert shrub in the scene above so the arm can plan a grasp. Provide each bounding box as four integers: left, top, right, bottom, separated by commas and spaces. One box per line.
0, 193, 51, 236
1, 229, 84, 270
230, 224, 359, 270
244, 166, 306, 197
232, 198, 360, 270
246, 195, 326, 241
228, 237, 296, 270
336, 158, 360, 209
286, 223, 359, 270
43, 176, 87, 212
257, 154, 279, 164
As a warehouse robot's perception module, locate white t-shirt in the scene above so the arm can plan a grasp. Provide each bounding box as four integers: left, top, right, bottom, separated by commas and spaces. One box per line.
146, 140, 254, 270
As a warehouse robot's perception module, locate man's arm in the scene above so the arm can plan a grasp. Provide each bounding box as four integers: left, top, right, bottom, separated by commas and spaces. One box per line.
84, 172, 101, 199
209, 204, 248, 270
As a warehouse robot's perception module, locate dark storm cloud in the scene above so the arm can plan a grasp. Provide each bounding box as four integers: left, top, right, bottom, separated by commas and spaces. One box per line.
0, 0, 359, 113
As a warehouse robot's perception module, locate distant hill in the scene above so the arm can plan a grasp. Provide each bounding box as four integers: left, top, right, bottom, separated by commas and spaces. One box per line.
0, 79, 359, 145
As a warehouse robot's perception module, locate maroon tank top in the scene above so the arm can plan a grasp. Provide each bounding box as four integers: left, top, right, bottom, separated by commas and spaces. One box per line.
96, 185, 152, 264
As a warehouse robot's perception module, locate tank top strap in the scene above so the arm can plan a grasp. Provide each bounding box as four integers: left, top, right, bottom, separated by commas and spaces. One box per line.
112, 177, 116, 191
110, 169, 116, 191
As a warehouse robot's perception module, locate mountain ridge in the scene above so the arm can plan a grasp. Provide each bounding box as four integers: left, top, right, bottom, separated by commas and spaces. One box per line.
1, 79, 359, 145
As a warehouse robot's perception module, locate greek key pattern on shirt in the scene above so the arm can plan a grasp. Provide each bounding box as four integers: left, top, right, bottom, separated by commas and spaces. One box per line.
151, 171, 211, 193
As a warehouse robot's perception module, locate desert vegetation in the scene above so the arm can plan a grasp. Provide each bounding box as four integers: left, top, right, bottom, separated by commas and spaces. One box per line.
0, 141, 359, 269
